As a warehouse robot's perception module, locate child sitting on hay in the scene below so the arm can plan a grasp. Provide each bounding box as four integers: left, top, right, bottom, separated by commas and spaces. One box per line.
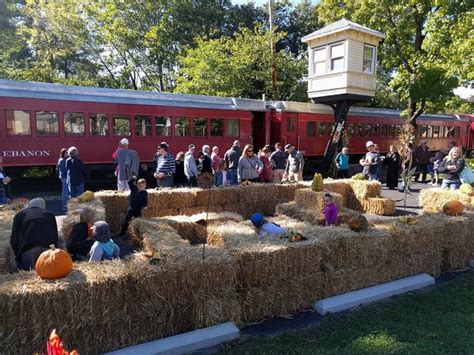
323, 193, 338, 226
89, 221, 120, 262
120, 176, 148, 237
67, 207, 95, 261
250, 213, 287, 237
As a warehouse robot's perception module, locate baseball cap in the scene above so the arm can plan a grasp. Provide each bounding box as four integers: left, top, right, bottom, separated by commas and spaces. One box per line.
159, 142, 169, 150
188, 144, 196, 149
250, 213, 264, 227
365, 141, 374, 148
120, 138, 129, 145
284, 144, 293, 150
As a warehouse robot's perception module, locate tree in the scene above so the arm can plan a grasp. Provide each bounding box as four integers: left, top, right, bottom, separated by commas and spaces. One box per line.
175, 25, 306, 101
317, 0, 473, 127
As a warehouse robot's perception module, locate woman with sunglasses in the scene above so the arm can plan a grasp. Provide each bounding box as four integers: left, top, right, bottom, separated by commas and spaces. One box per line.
238, 144, 263, 184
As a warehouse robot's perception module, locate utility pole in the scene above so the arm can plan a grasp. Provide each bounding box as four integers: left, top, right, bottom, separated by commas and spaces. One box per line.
269, 0, 277, 95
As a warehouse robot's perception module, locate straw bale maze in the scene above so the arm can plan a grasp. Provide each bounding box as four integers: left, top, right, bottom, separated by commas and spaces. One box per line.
0, 181, 473, 353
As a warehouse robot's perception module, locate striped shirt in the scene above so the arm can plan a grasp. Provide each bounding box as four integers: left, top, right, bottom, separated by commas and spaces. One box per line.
155, 153, 176, 176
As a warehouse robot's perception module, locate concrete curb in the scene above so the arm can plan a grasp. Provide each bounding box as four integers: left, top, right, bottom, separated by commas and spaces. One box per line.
314, 273, 435, 315
469, 260, 474, 268
105, 322, 239, 355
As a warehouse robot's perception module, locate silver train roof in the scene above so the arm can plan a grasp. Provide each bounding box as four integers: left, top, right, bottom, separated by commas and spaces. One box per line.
271, 101, 465, 121
0, 79, 266, 112
0, 80, 464, 121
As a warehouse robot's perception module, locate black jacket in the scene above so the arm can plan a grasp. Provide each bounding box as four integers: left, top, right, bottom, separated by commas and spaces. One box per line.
128, 179, 148, 213
10, 207, 58, 262
438, 158, 465, 181
174, 160, 188, 185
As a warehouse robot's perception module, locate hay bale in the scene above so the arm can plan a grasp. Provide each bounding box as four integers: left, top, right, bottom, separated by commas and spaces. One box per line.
63, 199, 106, 239
275, 202, 323, 225
323, 179, 382, 211
95, 190, 129, 233
419, 188, 473, 213
362, 197, 396, 216
294, 189, 343, 213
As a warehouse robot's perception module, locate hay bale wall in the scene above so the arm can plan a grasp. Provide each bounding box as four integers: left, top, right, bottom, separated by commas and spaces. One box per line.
323, 179, 395, 215
96, 184, 307, 233
294, 189, 343, 213
2, 195, 473, 352
62, 199, 106, 240
419, 188, 474, 213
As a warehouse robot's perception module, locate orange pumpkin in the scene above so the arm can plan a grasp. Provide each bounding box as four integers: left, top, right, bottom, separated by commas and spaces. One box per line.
442, 200, 464, 216
35, 245, 73, 280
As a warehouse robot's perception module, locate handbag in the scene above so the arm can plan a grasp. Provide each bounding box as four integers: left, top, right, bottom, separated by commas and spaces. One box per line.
459, 164, 474, 184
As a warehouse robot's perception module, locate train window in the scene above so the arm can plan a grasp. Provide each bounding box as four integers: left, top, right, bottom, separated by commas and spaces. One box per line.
432, 126, 439, 138
373, 123, 380, 136
357, 124, 364, 137
380, 124, 387, 137
6, 110, 31, 135
175, 117, 190, 136
226, 119, 239, 137
318, 122, 325, 136
36, 111, 58, 136
210, 118, 224, 136
347, 124, 354, 137
390, 125, 397, 138
443, 126, 450, 138
307, 122, 316, 136
113, 115, 131, 136
135, 115, 152, 137
64, 112, 84, 135
89, 113, 109, 136
395, 125, 402, 138
427, 126, 433, 138
287, 117, 296, 132
193, 117, 207, 137
445, 126, 455, 138
327, 123, 334, 136
455, 126, 460, 137
420, 125, 428, 138
156, 116, 171, 136
365, 124, 372, 136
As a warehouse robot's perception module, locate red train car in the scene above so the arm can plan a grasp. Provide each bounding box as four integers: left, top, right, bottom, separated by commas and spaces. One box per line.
0, 80, 472, 180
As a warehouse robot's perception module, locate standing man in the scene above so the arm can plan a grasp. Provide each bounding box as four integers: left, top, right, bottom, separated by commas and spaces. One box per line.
414, 140, 432, 183
223, 140, 241, 185
270, 142, 287, 183
115, 138, 140, 192
0, 157, 12, 205
284, 144, 301, 182
184, 144, 199, 187
10, 198, 58, 270
66, 146, 87, 197
359, 141, 379, 181
153, 142, 176, 188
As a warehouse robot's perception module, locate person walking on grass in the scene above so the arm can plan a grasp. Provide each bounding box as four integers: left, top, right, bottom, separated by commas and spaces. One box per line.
335, 147, 350, 179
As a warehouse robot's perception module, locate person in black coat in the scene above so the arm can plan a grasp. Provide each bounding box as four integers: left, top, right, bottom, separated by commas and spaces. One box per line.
10, 198, 58, 270
120, 176, 148, 236
66, 207, 95, 261
173, 151, 188, 187
384, 145, 401, 190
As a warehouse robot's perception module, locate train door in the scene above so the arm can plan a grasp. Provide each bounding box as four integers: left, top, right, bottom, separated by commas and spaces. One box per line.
269, 110, 282, 146
283, 113, 298, 148
251, 111, 267, 150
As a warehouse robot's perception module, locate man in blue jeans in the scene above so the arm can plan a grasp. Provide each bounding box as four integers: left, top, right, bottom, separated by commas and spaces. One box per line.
223, 140, 241, 185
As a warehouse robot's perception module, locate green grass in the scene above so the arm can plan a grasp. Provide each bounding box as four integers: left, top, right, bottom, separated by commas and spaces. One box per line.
223, 272, 474, 354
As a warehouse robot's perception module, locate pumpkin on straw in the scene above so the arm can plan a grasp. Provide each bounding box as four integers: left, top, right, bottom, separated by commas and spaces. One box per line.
442, 200, 464, 216
35, 245, 73, 280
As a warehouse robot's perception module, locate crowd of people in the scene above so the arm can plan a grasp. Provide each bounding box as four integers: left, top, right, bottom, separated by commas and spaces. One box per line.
353, 139, 470, 191
111, 139, 306, 192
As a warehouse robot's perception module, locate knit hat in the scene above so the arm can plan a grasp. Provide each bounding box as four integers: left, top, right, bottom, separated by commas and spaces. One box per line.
250, 213, 265, 228
91, 221, 111, 243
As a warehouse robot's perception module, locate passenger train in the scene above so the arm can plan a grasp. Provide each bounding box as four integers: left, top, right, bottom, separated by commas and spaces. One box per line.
0, 80, 472, 179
